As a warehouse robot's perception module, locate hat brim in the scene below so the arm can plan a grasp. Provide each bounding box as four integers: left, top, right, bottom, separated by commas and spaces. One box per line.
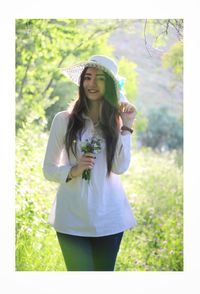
61, 61, 119, 93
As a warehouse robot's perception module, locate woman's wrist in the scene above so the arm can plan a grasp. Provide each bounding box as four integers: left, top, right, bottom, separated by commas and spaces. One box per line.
66, 166, 78, 182
121, 125, 133, 134
70, 165, 79, 178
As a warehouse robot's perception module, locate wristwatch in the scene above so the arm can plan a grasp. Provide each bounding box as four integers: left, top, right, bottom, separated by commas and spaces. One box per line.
121, 125, 133, 134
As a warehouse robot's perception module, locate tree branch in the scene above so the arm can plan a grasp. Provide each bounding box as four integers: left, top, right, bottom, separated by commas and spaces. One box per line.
17, 56, 32, 100
143, 19, 183, 56
144, 19, 152, 57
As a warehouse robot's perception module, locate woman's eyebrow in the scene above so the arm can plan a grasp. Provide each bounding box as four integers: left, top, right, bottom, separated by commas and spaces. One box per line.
96, 73, 105, 77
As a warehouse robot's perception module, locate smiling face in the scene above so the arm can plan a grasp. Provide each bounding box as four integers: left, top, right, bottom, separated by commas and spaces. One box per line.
83, 67, 105, 101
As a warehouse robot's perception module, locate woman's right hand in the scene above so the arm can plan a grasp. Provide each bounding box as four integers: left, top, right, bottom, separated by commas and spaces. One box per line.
70, 153, 95, 178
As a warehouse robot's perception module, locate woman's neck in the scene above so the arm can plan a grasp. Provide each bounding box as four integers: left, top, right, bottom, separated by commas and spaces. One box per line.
87, 101, 102, 123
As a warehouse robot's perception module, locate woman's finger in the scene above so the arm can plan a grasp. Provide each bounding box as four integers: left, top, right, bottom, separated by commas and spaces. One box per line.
85, 153, 96, 158
119, 102, 137, 113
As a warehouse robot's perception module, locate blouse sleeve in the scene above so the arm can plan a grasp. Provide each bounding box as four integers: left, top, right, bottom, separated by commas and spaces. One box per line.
43, 112, 72, 183
111, 133, 131, 174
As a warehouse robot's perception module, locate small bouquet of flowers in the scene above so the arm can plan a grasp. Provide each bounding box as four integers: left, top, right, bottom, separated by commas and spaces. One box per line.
81, 137, 101, 182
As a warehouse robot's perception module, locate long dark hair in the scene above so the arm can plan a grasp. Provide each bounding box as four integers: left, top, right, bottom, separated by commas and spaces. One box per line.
65, 67, 121, 175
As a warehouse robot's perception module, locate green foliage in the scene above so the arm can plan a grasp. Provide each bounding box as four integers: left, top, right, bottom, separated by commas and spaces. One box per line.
143, 19, 183, 48
118, 57, 137, 102
134, 111, 148, 133
162, 41, 183, 80
139, 107, 183, 151
16, 19, 121, 131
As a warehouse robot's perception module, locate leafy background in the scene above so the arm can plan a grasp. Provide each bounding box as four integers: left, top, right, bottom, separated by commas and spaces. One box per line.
16, 19, 183, 271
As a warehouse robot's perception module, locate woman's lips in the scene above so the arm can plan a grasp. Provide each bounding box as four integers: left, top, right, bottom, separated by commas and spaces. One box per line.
88, 90, 99, 94
88, 90, 98, 93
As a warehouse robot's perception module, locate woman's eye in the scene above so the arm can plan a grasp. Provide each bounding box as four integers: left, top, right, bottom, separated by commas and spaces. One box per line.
98, 77, 105, 81
84, 76, 90, 80
84, 76, 105, 82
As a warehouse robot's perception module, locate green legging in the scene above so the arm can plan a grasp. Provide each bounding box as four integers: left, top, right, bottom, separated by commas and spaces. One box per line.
56, 231, 123, 271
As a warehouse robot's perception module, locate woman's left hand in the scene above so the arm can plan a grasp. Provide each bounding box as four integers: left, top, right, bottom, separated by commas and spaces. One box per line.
119, 102, 137, 128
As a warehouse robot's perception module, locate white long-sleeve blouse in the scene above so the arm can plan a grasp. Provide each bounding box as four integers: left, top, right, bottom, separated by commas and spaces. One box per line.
43, 111, 136, 237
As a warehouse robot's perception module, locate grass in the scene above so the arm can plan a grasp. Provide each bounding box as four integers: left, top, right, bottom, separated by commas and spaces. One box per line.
116, 148, 183, 271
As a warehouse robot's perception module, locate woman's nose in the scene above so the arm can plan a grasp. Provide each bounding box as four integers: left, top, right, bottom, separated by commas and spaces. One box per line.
90, 78, 97, 87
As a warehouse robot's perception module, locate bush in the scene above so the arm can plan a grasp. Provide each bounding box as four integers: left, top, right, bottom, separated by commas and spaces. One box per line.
138, 107, 183, 151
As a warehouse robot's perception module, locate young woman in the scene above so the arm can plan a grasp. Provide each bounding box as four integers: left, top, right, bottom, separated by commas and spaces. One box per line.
43, 55, 137, 271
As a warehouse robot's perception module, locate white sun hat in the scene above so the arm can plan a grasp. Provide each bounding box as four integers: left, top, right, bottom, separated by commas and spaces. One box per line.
61, 55, 128, 102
